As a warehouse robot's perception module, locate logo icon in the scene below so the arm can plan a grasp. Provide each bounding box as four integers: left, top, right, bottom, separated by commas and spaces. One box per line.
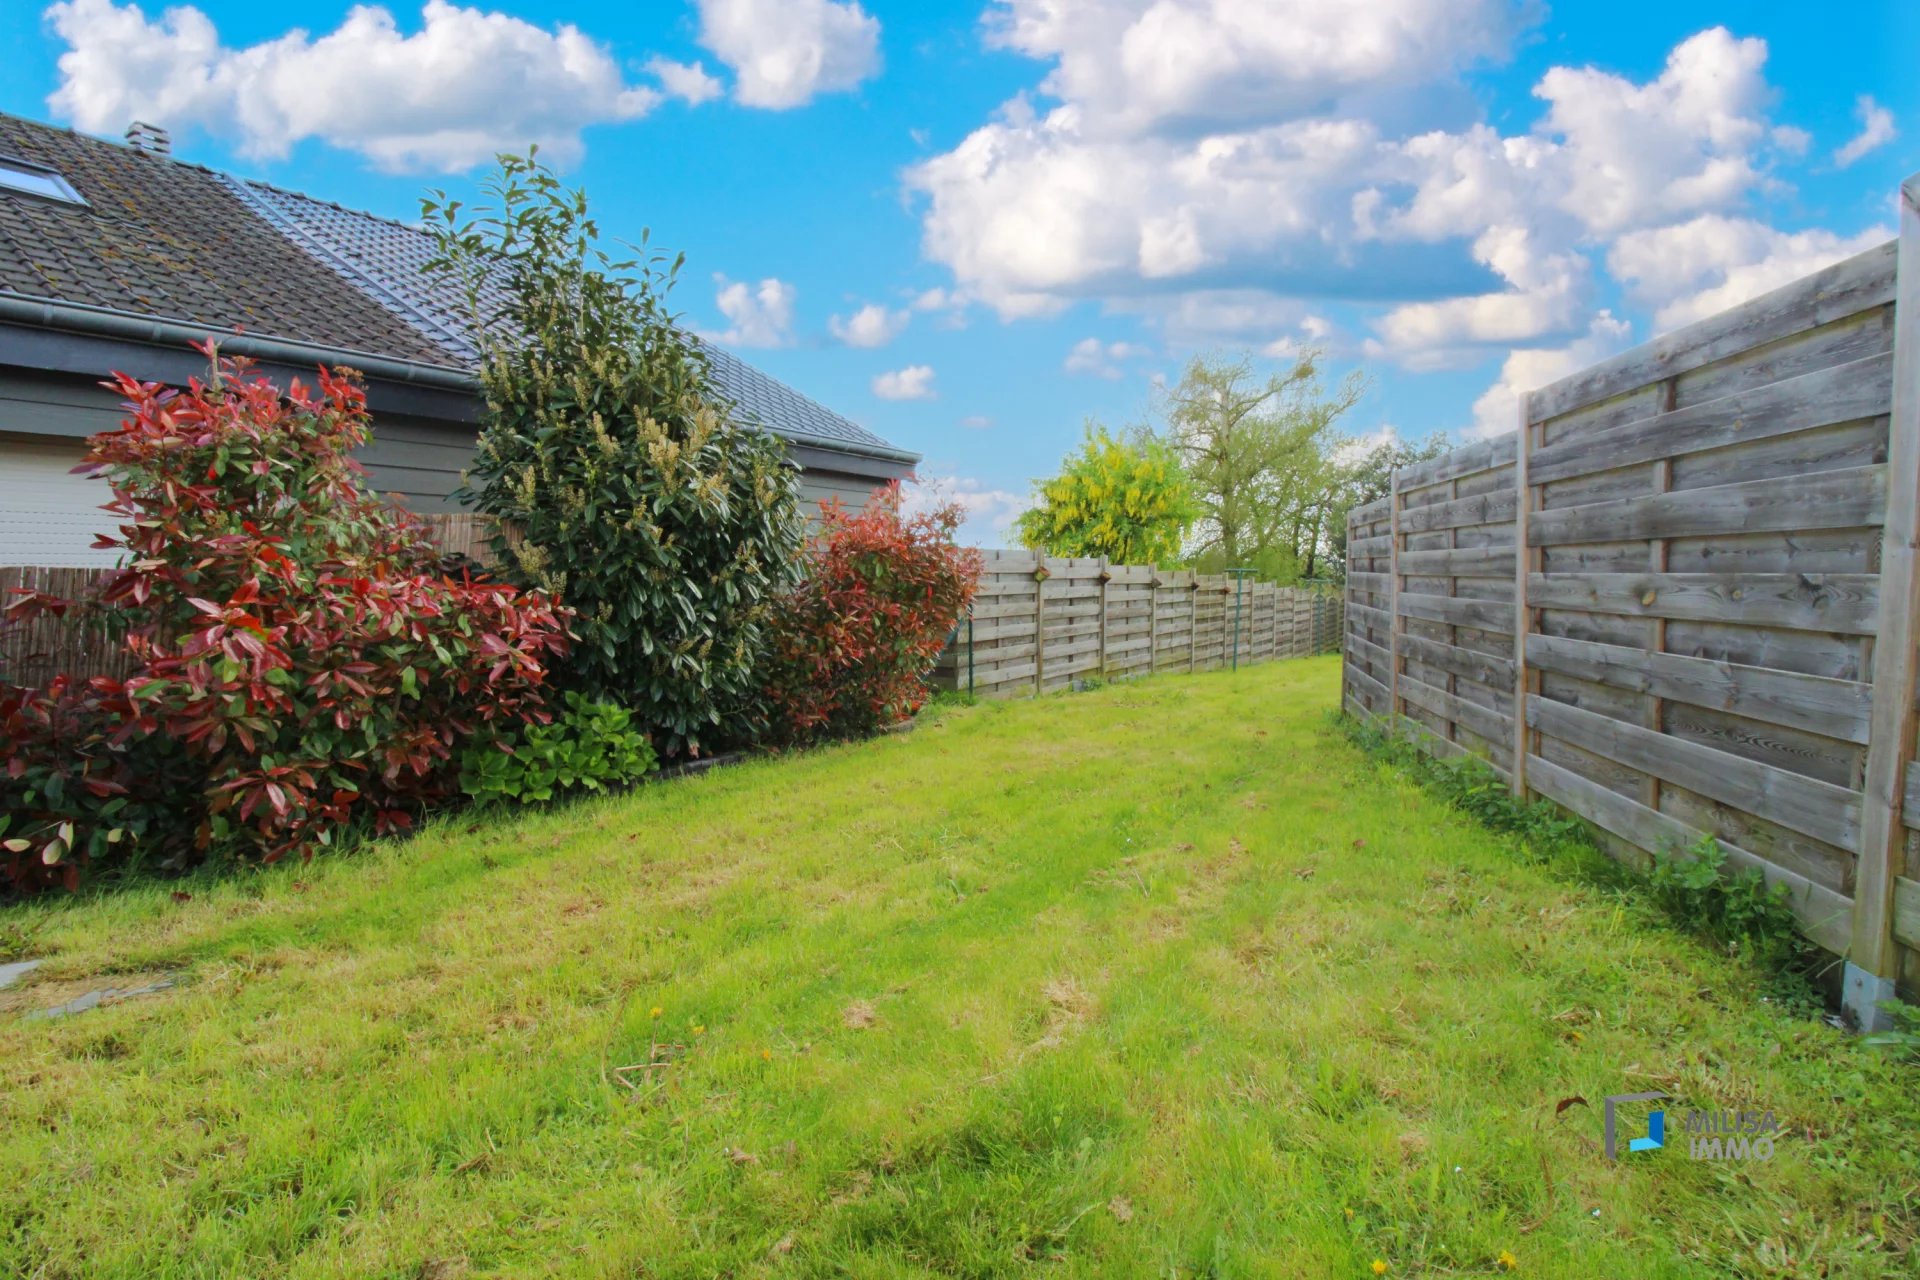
1603, 1091, 1667, 1160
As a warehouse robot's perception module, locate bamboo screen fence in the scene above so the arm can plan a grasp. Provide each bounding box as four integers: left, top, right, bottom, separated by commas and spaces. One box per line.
1343, 171, 1920, 1022
934, 549, 1341, 701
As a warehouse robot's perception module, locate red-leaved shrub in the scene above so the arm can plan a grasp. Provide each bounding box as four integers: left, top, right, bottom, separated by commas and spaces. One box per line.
761, 484, 980, 745
0, 346, 571, 889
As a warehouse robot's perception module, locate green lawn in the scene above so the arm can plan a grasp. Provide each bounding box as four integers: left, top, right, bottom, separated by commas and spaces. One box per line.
3, 656, 1917, 1278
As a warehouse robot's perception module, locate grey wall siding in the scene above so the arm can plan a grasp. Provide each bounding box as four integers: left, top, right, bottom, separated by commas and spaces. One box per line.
0, 368, 125, 438
3, 367, 908, 546
798, 468, 889, 517
358, 415, 476, 513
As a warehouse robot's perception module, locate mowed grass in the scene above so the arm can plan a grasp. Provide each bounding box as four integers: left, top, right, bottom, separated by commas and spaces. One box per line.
3, 656, 1918, 1279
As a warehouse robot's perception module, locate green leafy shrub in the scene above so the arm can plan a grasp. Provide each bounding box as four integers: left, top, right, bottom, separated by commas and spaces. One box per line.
0, 676, 196, 892
1649, 836, 1804, 968
460, 692, 656, 805
425, 151, 804, 759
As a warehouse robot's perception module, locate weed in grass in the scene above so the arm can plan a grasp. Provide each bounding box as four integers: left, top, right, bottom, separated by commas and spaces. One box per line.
1863, 1000, 1920, 1062
1335, 711, 1826, 1015
0, 915, 45, 961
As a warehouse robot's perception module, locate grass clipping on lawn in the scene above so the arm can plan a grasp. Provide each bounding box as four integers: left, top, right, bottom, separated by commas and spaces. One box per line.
2, 655, 1916, 1278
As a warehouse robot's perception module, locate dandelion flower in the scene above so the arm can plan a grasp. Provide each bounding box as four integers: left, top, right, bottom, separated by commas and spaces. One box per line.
1497, 1249, 1518, 1271
1372, 1262, 1388, 1276
762, 1049, 773, 1060
650, 1006, 663, 1018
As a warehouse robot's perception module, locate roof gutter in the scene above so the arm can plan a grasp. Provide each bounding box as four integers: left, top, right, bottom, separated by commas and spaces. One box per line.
0, 291, 477, 391
0, 290, 921, 466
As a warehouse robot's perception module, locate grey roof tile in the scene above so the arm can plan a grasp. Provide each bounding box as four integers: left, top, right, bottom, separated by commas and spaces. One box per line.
0, 113, 454, 367
221, 175, 915, 461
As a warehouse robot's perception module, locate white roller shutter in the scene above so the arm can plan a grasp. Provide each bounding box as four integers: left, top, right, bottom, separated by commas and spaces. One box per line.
0, 438, 120, 567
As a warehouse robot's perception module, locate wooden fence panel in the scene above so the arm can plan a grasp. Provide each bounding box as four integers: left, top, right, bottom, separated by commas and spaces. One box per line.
1343, 224, 1916, 1018
938, 559, 1340, 699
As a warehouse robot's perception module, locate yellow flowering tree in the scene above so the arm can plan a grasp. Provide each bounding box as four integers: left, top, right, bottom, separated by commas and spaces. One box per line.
1016, 424, 1198, 565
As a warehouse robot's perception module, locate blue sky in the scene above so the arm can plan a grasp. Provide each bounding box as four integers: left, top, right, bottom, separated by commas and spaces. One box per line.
1, 0, 1913, 542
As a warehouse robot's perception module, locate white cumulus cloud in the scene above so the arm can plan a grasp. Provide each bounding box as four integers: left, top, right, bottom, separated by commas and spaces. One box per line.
1834, 94, 1897, 168
905, 473, 1028, 547
647, 57, 724, 106
910, 18, 1825, 382
45, 0, 663, 171
829, 302, 910, 348
983, 0, 1521, 137
695, 0, 881, 109
706, 274, 798, 347
872, 365, 936, 400
1608, 215, 1892, 332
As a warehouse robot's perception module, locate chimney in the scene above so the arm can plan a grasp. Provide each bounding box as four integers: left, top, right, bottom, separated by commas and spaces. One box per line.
125, 121, 171, 156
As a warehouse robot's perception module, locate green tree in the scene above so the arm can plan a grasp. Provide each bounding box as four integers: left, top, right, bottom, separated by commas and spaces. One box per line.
1016, 424, 1198, 565
424, 151, 804, 759
1161, 351, 1364, 581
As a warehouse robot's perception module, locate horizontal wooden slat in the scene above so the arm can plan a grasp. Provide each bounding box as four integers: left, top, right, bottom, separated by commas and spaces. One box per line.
1527, 632, 1871, 745
1399, 673, 1507, 743
1529, 467, 1885, 546
1527, 572, 1878, 634
1528, 352, 1893, 486
1524, 753, 1854, 955
1397, 487, 1517, 535
1527, 694, 1861, 851
1398, 631, 1515, 690
1345, 661, 1390, 706
1528, 240, 1897, 424
1394, 434, 1516, 491
1396, 592, 1514, 633
1395, 545, 1514, 578
1346, 600, 1392, 631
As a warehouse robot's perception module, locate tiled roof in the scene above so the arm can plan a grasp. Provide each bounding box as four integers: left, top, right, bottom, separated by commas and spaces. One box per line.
222, 177, 912, 459
0, 111, 915, 463
0, 114, 454, 366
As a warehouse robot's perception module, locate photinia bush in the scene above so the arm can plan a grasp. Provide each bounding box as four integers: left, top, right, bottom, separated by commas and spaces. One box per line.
0, 675, 194, 893
0, 345, 572, 888
761, 484, 980, 746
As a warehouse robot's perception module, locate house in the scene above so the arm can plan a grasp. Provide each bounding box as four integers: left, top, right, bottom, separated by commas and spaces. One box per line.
0, 112, 919, 567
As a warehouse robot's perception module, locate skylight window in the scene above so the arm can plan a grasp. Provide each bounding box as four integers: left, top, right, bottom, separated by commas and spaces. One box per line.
0, 158, 85, 205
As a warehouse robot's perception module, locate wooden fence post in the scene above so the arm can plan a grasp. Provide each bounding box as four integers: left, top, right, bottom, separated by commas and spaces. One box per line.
1149, 571, 1160, 674
1511, 391, 1533, 799
1033, 557, 1047, 696
1096, 557, 1110, 677
1847, 172, 1920, 1031
1189, 580, 1199, 673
